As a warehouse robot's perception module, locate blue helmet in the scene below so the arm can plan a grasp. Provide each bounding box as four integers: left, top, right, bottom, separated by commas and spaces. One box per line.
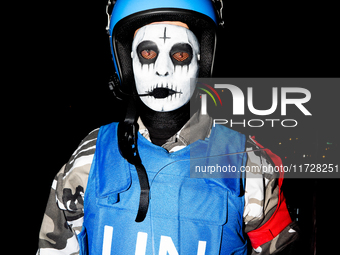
106, 0, 223, 94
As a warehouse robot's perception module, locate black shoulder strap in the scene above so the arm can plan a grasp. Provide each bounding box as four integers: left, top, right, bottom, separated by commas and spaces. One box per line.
117, 97, 150, 222
134, 163, 150, 222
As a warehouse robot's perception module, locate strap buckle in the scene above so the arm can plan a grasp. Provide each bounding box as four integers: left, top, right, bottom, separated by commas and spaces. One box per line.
212, 0, 224, 27
106, 0, 116, 32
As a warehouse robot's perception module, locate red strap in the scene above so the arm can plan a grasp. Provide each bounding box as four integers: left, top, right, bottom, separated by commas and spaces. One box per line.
247, 137, 292, 249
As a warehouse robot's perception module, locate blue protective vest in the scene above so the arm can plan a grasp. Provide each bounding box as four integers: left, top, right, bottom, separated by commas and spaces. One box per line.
78, 122, 248, 255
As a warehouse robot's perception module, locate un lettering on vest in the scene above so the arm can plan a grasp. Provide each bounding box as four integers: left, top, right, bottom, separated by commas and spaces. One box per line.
102, 226, 207, 255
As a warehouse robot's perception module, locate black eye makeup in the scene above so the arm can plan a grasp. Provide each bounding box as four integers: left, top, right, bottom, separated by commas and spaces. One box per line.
137, 41, 159, 64
170, 43, 193, 66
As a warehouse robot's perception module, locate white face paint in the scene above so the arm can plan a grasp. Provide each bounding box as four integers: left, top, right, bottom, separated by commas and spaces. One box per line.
132, 24, 200, 112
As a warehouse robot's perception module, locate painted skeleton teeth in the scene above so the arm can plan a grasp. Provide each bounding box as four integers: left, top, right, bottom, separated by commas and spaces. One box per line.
142, 83, 183, 100
149, 84, 180, 93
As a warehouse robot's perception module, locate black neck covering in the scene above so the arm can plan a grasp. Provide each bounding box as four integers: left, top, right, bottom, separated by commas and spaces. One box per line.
138, 100, 192, 146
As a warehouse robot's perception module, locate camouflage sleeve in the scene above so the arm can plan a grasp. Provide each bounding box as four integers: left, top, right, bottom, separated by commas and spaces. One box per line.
244, 137, 299, 255
37, 128, 99, 255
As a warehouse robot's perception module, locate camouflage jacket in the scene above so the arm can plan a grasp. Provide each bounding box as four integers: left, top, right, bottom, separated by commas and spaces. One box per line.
37, 113, 299, 254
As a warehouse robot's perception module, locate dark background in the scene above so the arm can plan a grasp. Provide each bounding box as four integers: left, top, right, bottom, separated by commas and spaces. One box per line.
21, 1, 339, 254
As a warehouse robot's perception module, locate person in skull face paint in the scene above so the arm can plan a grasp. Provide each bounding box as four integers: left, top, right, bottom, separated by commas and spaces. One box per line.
132, 22, 199, 112
37, 1, 299, 254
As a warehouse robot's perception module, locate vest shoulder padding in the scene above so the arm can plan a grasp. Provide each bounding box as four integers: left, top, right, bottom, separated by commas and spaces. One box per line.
192, 124, 247, 196
95, 122, 132, 198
